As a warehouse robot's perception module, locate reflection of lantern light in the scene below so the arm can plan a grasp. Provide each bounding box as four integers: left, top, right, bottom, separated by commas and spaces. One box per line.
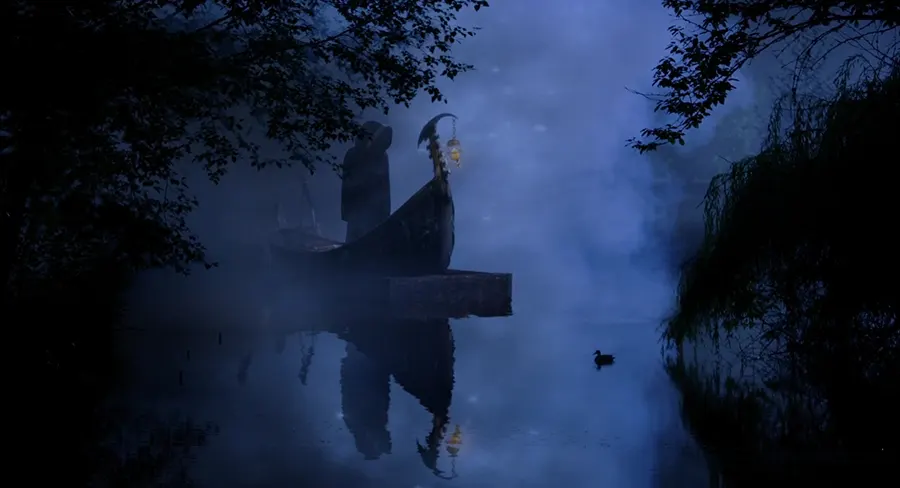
446, 137, 462, 167
446, 425, 463, 457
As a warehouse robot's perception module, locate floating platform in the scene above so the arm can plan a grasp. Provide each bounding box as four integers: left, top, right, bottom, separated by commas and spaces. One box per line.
377, 269, 512, 319
270, 269, 513, 324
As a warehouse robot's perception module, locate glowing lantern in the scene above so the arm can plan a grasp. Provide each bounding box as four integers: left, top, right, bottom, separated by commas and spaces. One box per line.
446, 137, 461, 167
445, 118, 462, 168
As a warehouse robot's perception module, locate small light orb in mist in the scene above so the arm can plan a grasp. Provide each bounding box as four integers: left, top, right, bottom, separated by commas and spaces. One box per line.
532, 124, 548, 133
491, 66, 501, 73
467, 394, 479, 404
502, 86, 515, 96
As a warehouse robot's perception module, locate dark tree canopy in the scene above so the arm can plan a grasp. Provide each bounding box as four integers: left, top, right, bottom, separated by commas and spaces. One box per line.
1, 0, 487, 293
664, 61, 900, 465
668, 63, 900, 346
631, 0, 900, 152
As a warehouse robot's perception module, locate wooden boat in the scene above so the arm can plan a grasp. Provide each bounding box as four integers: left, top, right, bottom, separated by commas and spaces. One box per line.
271, 176, 454, 277
269, 114, 458, 278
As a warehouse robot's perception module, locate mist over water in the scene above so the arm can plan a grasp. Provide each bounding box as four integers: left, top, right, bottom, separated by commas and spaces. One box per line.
116, 1, 724, 486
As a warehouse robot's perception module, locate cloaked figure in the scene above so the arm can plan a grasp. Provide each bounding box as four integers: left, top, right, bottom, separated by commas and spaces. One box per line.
341, 121, 393, 242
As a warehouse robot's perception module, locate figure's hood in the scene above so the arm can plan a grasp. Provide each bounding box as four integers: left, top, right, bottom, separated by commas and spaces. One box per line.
358, 121, 393, 152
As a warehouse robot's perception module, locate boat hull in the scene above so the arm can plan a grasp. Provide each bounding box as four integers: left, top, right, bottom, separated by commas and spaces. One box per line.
270, 177, 454, 278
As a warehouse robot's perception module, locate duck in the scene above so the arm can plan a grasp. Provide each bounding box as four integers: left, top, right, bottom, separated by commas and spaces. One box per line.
593, 350, 615, 368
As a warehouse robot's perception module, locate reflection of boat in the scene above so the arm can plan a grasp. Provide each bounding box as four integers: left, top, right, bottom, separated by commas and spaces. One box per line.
332, 316, 456, 476
240, 275, 506, 477
341, 317, 455, 416
271, 176, 454, 277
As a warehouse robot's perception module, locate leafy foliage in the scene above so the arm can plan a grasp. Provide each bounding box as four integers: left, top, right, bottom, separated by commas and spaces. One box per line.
631, 0, 900, 152
650, 3, 900, 477
665, 60, 900, 460
1, 0, 487, 292
667, 61, 899, 345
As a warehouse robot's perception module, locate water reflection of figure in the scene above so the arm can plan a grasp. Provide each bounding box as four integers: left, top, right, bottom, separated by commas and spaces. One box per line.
334, 316, 457, 476
340, 342, 392, 459
341, 121, 393, 242
248, 283, 488, 478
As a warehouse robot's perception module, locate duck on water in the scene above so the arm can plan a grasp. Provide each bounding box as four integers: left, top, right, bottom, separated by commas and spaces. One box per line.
594, 350, 615, 368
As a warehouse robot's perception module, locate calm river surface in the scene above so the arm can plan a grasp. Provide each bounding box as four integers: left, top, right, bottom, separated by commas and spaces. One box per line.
113, 254, 711, 488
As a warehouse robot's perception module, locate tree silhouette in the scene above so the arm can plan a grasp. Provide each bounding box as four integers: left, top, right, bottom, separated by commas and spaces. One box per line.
666, 60, 900, 467
631, 0, 899, 152
1, 0, 488, 297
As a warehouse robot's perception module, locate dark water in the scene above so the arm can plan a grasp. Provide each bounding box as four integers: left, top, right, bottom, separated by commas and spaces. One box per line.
111, 264, 711, 488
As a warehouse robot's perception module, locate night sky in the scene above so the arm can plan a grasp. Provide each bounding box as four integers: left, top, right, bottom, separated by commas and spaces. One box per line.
113, 1, 748, 486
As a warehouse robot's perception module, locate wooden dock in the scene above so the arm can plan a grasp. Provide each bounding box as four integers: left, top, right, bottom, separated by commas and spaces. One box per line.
380, 270, 512, 319
260, 269, 513, 333
276, 269, 513, 322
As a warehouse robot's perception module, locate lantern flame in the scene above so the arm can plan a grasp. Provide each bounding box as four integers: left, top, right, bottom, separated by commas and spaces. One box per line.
446, 137, 462, 168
